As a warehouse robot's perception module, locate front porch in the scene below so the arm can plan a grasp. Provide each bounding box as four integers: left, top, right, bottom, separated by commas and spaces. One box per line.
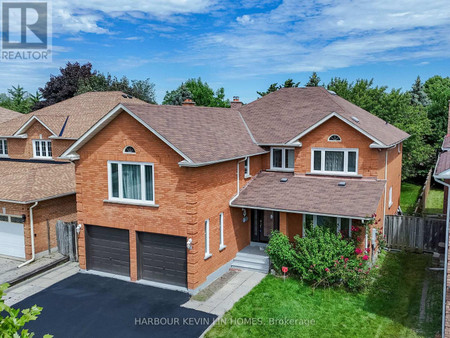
231, 243, 270, 273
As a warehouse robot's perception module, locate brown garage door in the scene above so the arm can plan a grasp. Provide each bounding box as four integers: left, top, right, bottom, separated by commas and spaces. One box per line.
85, 225, 130, 277
137, 232, 187, 287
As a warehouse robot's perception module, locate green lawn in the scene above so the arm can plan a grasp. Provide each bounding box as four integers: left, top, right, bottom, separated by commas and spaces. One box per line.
401, 182, 422, 214
207, 252, 442, 338
424, 188, 444, 214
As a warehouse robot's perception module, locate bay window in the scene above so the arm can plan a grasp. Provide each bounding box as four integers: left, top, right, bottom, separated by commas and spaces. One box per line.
33, 140, 52, 159
108, 161, 154, 204
271, 147, 295, 171
302, 214, 353, 238
311, 148, 358, 175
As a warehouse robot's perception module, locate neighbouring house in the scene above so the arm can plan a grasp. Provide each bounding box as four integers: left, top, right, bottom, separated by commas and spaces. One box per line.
432, 103, 450, 338
0, 92, 146, 261
61, 87, 408, 292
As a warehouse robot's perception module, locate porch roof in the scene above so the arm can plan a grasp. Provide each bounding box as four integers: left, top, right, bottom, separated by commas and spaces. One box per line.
230, 171, 385, 219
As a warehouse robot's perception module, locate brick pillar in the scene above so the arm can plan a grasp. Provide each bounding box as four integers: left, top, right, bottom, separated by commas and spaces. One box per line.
78, 224, 86, 269
186, 171, 199, 290
280, 212, 287, 237
129, 230, 137, 281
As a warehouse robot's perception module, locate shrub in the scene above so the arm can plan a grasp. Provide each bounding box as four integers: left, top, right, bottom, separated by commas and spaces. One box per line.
266, 227, 372, 291
265, 231, 295, 272
0, 283, 52, 337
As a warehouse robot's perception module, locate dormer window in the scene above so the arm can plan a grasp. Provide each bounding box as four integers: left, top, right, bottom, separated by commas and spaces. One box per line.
33, 140, 52, 159
123, 146, 136, 154
271, 148, 295, 171
328, 134, 341, 142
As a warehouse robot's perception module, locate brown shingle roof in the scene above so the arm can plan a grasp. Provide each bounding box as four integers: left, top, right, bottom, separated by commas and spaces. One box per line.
0, 92, 147, 138
0, 160, 75, 203
122, 103, 266, 164
240, 87, 409, 146
0, 107, 22, 124
231, 171, 385, 218
435, 151, 450, 176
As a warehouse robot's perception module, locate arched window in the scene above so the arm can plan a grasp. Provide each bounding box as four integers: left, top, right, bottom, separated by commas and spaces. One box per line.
328, 134, 341, 142
123, 146, 136, 154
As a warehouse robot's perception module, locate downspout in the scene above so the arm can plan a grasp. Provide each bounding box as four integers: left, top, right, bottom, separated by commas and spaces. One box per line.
433, 175, 450, 338
383, 149, 388, 234
18, 201, 39, 268
229, 157, 247, 205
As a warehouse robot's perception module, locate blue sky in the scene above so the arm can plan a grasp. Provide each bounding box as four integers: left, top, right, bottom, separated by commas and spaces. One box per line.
2, 0, 450, 103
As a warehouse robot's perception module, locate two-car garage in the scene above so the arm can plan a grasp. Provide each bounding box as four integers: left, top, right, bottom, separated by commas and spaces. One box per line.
85, 225, 187, 287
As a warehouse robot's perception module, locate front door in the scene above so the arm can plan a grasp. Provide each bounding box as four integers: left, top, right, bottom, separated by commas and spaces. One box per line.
251, 210, 280, 242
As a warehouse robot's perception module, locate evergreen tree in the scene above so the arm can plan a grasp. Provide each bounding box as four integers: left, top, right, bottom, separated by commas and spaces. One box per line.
162, 84, 193, 105
257, 79, 300, 97
306, 72, 321, 87
410, 76, 430, 107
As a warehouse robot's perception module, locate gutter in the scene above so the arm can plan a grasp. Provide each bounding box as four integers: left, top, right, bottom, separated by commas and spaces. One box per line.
18, 201, 38, 268
0, 192, 76, 205
433, 167, 450, 338
179, 151, 268, 168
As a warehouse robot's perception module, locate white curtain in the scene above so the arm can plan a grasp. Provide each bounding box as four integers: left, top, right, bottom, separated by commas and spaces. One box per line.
325, 151, 344, 171
122, 164, 141, 199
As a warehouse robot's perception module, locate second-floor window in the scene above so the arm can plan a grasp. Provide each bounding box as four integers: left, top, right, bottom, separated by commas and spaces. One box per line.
33, 140, 52, 159
311, 148, 358, 175
0, 139, 7, 156
271, 148, 295, 171
108, 161, 154, 204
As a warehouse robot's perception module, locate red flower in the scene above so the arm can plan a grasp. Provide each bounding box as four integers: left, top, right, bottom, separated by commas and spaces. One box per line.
357, 237, 361, 242
362, 255, 369, 261
365, 247, 370, 253
340, 256, 344, 260
344, 258, 349, 262
325, 268, 329, 272
282, 266, 288, 273
355, 248, 363, 254
359, 262, 363, 266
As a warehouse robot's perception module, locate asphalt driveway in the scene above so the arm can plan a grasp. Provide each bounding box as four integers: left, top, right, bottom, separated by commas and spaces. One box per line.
15, 273, 217, 338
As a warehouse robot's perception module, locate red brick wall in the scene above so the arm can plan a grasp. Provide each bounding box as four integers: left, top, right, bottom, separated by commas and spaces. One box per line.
6, 120, 74, 160
75, 111, 251, 289
385, 144, 403, 215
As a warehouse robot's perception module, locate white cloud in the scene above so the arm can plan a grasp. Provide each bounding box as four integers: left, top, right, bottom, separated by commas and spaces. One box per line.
189, 0, 450, 76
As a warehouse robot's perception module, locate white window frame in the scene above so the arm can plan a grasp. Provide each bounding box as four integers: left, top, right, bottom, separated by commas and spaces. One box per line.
107, 161, 155, 205
311, 148, 359, 175
328, 134, 341, 142
270, 147, 295, 171
219, 212, 226, 251
33, 140, 52, 159
205, 219, 211, 259
123, 146, 136, 154
0, 139, 8, 157
388, 186, 393, 208
244, 157, 251, 178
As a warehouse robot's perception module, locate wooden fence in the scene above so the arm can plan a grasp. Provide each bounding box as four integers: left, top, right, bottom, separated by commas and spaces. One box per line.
56, 220, 78, 261
384, 215, 445, 253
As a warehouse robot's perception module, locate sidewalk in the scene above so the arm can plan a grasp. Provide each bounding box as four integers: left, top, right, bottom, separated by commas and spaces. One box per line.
0, 252, 68, 285
182, 269, 265, 317
3, 261, 80, 306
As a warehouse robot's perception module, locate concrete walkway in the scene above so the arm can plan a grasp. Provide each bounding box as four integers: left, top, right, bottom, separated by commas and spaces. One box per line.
3, 262, 80, 306
0, 252, 67, 285
182, 269, 266, 317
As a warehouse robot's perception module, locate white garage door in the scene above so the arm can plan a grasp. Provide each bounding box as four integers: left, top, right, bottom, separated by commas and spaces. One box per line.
0, 216, 25, 258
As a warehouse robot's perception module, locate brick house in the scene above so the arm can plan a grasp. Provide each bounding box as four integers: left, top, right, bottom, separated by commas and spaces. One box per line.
0, 92, 146, 262
432, 103, 450, 337
61, 87, 408, 292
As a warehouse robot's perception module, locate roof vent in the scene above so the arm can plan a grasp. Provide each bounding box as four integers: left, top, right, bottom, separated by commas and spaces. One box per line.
327, 90, 337, 95
121, 94, 127, 98
127, 95, 133, 99
338, 181, 346, 187
280, 178, 288, 183
351, 116, 360, 123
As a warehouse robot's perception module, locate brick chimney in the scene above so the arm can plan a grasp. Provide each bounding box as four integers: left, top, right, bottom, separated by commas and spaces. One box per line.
230, 96, 243, 109
182, 99, 195, 106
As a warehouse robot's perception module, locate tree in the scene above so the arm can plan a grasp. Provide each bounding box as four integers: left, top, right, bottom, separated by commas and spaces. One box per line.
162, 84, 192, 105
0, 85, 33, 114
33, 62, 95, 110
306, 72, 321, 87
163, 78, 229, 107
424, 76, 450, 147
77, 73, 156, 104
257, 78, 300, 97
410, 76, 430, 107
